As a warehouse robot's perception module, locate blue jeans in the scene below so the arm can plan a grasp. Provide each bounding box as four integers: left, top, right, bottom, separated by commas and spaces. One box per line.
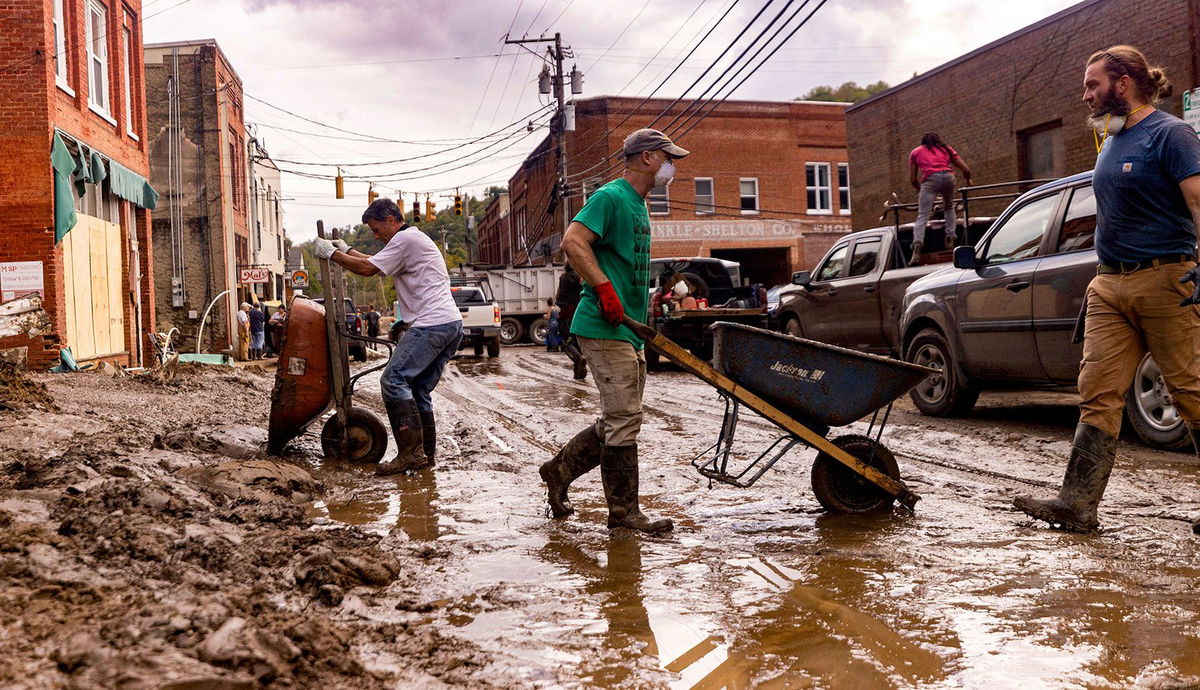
250, 330, 265, 349
381, 321, 463, 411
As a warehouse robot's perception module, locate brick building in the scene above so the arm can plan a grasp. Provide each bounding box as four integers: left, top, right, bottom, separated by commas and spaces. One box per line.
144, 39, 251, 354
846, 0, 1200, 231
476, 191, 512, 265
247, 135, 288, 303
498, 97, 852, 287
0, 0, 158, 370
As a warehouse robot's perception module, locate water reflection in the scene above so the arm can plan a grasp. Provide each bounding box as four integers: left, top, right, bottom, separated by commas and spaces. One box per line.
314, 470, 442, 541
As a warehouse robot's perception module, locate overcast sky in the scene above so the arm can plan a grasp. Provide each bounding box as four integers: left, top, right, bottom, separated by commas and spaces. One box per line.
142, 0, 1082, 242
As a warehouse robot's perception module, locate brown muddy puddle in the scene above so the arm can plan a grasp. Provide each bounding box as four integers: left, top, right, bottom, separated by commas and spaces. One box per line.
310, 349, 1200, 688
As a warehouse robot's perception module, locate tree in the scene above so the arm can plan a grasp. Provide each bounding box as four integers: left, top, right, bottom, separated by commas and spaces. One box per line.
798, 80, 890, 104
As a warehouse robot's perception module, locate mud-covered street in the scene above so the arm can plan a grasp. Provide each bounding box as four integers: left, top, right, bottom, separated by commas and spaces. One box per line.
5, 347, 1200, 688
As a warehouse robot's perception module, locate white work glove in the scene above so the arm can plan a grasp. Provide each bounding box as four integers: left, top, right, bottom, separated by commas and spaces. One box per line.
333, 239, 350, 253
312, 238, 337, 259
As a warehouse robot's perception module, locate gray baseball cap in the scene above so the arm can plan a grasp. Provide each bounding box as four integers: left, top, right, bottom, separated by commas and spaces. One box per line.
623, 128, 690, 158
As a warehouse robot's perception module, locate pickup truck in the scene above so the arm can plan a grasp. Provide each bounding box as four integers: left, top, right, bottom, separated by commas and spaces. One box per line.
900, 171, 1186, 450
775, 217, 994, 356
388, 279, 502, 358
646, 257, 768, 364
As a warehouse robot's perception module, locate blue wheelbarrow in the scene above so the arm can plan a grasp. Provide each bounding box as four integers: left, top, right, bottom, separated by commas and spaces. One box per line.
624, 318, 933, 513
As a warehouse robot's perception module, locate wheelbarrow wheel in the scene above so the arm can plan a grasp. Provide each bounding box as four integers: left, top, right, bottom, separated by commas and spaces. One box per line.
811, 434, 900, 514
321, 408, 388, 464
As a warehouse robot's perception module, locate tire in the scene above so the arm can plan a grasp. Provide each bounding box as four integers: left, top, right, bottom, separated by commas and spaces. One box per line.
487, 336, 501, 358
811, 434, 901, 513
783, 316, 803, 339
350, 344, 368, 362
473, 341, 484, 356
529, 318, 549, 346
321, 408, 388, 464
1124, 353, 1190, 450
906, 328, 979, 417
500, 318, 524, 345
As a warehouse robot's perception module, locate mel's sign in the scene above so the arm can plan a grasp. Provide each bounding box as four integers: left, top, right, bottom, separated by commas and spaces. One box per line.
238, 267, 270, 284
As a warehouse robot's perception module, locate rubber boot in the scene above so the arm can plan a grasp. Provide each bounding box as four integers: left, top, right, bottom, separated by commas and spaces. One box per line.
377, 399, 428, 476
419, 410, 436, 464
909, 240, 924, 266
600, 444, 673, 534
539, 425, 604, 518
1190, 426, 1200, 535
1013, 423, 1116, 532
564, 339, 587, 380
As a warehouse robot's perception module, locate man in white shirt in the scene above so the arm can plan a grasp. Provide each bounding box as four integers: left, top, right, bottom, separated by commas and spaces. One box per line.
314, 199, 463, 475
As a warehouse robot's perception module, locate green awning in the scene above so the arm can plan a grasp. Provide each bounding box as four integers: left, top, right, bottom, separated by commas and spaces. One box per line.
51, 132, 78, 243
108, 159, 159, 211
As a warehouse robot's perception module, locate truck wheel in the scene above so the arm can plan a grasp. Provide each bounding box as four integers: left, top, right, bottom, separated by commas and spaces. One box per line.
783, 316, 803, 338
473, 341, 484, 356
487, 336, 501, 358
811, 435, 900, 513
529, 318, 549, 346
321, 408, 388, 464
906, 328, 978, 417
1124, 353, 1190, 450
500, 318, 524, 345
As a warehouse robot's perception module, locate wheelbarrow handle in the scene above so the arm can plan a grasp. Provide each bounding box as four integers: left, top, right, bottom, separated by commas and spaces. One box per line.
621, 315, 656, 340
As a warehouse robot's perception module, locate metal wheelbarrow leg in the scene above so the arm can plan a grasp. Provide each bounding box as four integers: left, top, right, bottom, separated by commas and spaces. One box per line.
622, 316, 921, 512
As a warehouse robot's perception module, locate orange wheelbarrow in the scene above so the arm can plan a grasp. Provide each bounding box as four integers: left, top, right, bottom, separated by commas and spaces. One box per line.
267, 221, 393, 462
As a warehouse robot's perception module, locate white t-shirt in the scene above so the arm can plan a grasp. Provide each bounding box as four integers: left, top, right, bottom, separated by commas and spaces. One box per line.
237, 310, 249, 324
368, 228, 460, 328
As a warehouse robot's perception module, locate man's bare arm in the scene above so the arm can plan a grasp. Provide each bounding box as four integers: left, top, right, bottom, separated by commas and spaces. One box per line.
560, 222, 608, 287
330, 251, 380, 277
1182, 175, 1200, 234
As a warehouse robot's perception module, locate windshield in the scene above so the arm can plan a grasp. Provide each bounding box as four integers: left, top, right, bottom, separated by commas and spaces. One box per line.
451, 287, 488, 306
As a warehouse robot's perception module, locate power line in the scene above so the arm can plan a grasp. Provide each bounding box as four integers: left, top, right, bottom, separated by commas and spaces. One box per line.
542, 0, 577, 34
468, 0, 526, 137
243, 52, 516, 72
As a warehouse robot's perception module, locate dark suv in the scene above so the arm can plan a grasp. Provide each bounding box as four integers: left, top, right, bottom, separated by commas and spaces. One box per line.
900, 171, 1186, 450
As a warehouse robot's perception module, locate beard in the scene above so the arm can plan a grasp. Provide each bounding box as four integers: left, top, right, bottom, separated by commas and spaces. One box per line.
1086, 84, 1130, 131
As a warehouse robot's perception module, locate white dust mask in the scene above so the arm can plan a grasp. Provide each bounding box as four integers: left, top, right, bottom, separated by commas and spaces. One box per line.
654, 159, 676, 187
673, 281, 688, 297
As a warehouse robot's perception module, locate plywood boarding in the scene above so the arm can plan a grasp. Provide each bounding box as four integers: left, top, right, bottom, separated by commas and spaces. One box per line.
62, 214, 125, 361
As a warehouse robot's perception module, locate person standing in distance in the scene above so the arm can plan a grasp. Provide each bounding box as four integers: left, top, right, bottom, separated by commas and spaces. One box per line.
539, 128, 688, 534
1015, 46, 1200, 533
908, 132, 972, 264
313, 199, 463, 475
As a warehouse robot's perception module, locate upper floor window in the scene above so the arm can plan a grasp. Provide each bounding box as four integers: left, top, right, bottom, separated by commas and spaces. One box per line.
739, 178, 758, 214
648, 184, 669, 215
121, 11, 138, 138
837, 163, 851, 215
806, 162, 831, 214
86, 1, 110, 116
694, 177, 715, 215
53, 0, 70, 89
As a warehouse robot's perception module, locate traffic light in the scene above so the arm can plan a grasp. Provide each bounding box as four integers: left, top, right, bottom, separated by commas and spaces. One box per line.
334, 168, 344, 199
425, 198, 436, 223
412, 199, 421, 224
453, 194, 463, 216
367, 183, 378, 204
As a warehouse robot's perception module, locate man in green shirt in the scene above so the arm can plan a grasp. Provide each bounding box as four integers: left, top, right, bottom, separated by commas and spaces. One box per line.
539, 128, 689, 534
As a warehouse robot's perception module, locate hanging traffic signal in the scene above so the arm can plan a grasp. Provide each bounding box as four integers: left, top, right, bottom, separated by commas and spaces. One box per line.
335, 168, 344, 199
425, 198, 436, 223
453, 194, 463, 216
412, 199, 421, 224
367, 183, 378, 204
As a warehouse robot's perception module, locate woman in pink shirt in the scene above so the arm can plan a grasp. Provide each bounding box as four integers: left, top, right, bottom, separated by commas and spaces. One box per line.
908, 132, 973, 264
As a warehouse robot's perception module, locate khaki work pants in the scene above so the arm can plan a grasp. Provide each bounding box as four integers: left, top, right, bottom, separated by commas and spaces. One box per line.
1078, 260, 1200, 436
578, 336, 646, 447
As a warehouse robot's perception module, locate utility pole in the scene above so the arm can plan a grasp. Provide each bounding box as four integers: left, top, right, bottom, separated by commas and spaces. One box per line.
505, 33, 579, 260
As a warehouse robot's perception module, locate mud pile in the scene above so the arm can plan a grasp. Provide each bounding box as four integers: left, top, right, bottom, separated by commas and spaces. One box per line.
0, 366, 498, 688
0, 362, 56, 412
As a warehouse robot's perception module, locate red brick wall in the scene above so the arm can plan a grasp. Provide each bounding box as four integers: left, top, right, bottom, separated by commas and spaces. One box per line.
0, 0, 150, 369
847, 0, 1200, 230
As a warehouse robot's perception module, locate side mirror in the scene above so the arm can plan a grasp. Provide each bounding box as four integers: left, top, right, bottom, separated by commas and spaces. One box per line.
791, 271, 812, 288
952, 245, 979, 270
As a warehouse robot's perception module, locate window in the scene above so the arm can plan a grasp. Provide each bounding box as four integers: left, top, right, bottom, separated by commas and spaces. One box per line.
648, 184, 669, 215
806, 163, 831, 214
53, 0, 69, 89
848, 238, 880, 277
739, 178, 758, 214
582, 178, 601, 202
86, 1, 110, 116
1056, 186, 1096, 253
694, 177, 715, 215
815, 244, 848, 282
837, 163, 851, 215
983, 193, 1059, 265
121, 11, 137, 139
1020, 122, 1065, 181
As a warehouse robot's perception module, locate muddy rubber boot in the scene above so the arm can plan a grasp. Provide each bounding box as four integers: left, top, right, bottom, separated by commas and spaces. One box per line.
909, 240, 924, 266
1189, 427, 1200, 535
377, 399, 429, 476
600, 444, 673, 534
564, 340, 587, 380
419, 410, 436, 463
539, 425, 604, 518
1013, 423, 1116, 532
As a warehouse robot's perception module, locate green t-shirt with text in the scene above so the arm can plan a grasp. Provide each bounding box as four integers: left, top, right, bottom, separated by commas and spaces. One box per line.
569, 178, 651, 348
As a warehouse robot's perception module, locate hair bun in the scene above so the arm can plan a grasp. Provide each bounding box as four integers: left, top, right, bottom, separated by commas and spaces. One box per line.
1149, 66, 1173, 98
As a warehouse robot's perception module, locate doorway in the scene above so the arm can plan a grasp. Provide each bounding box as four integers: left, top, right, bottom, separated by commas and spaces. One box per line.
708, 247, 792, 287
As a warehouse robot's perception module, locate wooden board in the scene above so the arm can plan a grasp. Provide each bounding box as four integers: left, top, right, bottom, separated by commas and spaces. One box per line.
61, 214, 126, 361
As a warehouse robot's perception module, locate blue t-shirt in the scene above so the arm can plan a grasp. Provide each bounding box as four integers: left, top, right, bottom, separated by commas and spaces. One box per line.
1093, 109, 1200, 264
248, 308, 265, 333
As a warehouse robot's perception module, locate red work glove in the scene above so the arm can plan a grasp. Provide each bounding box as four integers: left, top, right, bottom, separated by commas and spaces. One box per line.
594, 281, 625, 326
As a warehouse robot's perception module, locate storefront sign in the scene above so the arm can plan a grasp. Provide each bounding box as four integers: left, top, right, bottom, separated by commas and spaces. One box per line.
1185, 87, 1200, 137
291, 270, 309, 288
650, 219, 851, 241
0, 261, 44, 302
239, 267, 270, 284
